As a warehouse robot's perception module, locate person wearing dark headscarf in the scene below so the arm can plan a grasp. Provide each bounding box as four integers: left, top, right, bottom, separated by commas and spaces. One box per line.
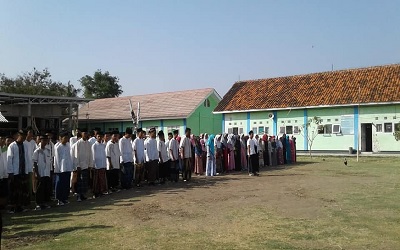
281, 134, 287, 164
234, 135, 241, 171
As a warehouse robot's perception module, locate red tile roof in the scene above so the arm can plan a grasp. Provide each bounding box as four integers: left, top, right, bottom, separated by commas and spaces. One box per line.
214, 64, 400, 112
78, 88, 218, 121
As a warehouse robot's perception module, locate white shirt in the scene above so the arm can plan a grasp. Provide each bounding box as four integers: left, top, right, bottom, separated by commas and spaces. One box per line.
70, 136, 78, 146
92, 141, 107, 169
7, 141, 30, 175
32, 147, 52, 177
247, 138, 256, 155
133, 138, 145, 164
168, 138, 179, 161
165, 140, 171, 160
0, 149, 7, 179
106, 141, 121, 170
88, 137, 96, 145
24, 139, 37, 173
179, 136, 192, 159
144, 137, 158, 162
158, 140, 169, 163
54, 143, 73, 173
74, 139, 93, 170
119, 136, 133, 163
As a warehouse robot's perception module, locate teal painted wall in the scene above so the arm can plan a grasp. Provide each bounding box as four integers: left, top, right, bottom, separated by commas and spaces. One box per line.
222, 104, 400, 152
187, 93, 223, 135
224, 113, 247, 134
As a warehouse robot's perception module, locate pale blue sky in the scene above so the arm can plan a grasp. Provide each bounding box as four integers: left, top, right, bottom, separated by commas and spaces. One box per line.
1, 0, 399, 97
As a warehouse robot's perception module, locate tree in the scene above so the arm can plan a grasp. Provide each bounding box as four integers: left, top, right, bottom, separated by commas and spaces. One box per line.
0, 68, 80, 97
394, 123, 400, 141
299, 116, 323, 158
79, 70, 123, 99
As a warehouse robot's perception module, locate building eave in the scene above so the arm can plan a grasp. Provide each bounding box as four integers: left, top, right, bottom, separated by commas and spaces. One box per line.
213, 101, 400, 114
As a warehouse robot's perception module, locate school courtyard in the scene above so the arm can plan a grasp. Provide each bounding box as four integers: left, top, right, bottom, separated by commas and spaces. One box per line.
2, 156, 400, 249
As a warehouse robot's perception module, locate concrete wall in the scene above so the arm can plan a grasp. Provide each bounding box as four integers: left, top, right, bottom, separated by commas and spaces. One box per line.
187, 92, 223, 135
222, 104, 400, 152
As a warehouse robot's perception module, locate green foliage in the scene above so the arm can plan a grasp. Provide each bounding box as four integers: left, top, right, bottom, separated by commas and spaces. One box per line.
0, 68, 80, 97
299, 116, 323, 157
394, 123, 400, 141
79, 70, 123, 99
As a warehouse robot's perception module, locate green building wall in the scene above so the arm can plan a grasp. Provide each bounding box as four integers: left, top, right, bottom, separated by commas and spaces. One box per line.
222, 104, 400, 152
187, 92, 223, 135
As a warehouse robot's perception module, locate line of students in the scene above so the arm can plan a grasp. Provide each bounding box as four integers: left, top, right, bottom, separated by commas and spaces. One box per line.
0, 127, 297, 213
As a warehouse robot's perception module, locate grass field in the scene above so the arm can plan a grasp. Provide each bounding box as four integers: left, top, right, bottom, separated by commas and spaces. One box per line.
2, 156, 400, 249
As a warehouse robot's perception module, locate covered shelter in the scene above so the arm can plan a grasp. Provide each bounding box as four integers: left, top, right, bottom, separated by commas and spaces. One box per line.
0, 92, 91, 134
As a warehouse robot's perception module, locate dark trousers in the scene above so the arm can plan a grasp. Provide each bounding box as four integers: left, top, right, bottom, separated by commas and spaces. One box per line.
107, 169, 120, 189
55, 172, 71, 202
169, 160, 179, 182
76, 169, 89, 197
182, 158, 192, 181
250, 154, 259, 174
146, 160, 158, 183
35, 176, 52, 205
10, 174, 30, 208
121, 162, 133, 189
159, 160, 170, 182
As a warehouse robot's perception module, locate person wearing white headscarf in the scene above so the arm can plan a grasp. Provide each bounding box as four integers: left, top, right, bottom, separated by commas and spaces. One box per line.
227, 134, 235, 171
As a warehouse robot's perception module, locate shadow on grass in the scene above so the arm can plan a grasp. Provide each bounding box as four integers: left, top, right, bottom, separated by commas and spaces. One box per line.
3, 224, 112, 240
1, 161, 306, 238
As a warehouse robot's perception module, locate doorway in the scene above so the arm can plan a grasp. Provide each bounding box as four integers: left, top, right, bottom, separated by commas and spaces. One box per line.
361, 123, 372, 152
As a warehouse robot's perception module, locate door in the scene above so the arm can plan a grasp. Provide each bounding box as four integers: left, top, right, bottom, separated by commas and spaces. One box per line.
361, 123, 372, 152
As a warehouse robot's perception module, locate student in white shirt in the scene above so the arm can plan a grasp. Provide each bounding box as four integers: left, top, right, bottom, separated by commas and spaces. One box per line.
106, 131, 121, 191
144, 128, 158, 185
91, 131, 108, 197
54, 131, 73, 206
180, 128, 192, 181
157, 131, 169, 184
73, 129, 93, 202
32, 135, 52, 210
133, 128, 145, 187
247, 131, 259, 176
168, 130, 180, 182
119, 128, 134, 189
7, 130, 31, 213
0, 134, 9, 208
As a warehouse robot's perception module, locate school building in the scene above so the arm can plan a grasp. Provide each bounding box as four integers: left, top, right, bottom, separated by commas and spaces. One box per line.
77, 88, 223, 135
214, 64, 400, 153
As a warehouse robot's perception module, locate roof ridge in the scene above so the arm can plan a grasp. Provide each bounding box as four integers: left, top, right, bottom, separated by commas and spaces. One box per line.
235, 63, 400, 83
94, 87, 215, 101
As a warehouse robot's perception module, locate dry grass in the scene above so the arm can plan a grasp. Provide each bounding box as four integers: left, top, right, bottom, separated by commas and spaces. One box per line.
2, 156, 400, 249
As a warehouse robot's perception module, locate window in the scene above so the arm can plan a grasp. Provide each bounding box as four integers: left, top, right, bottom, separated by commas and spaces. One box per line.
318, 125, 324, 134
258, 126, 264, 135
145, 126, 159, 133
253, 122, 257, 125
293, 126, 299, 134
264, 127, 270, 134
287, 120, 291, 123
233, 127, 239, 135
167, 126, 180, 134
239, 128, 244, 134
279, 126, 285, 134
324, 124, 332, 134
376, 124, 382, 132
228, 128, 233, 134
384, 123, 393, 133
286, 126, 293, 134
203, 99, 210, 107
327, 119, 331, 122
252, 127, 257, 133
332, 124, 341, 134
108, 127, 119, 132
259, 121, 263, 124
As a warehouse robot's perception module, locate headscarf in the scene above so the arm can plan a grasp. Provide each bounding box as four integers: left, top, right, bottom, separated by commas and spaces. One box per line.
208, 134, 215, 153
214, 134, 221, 148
